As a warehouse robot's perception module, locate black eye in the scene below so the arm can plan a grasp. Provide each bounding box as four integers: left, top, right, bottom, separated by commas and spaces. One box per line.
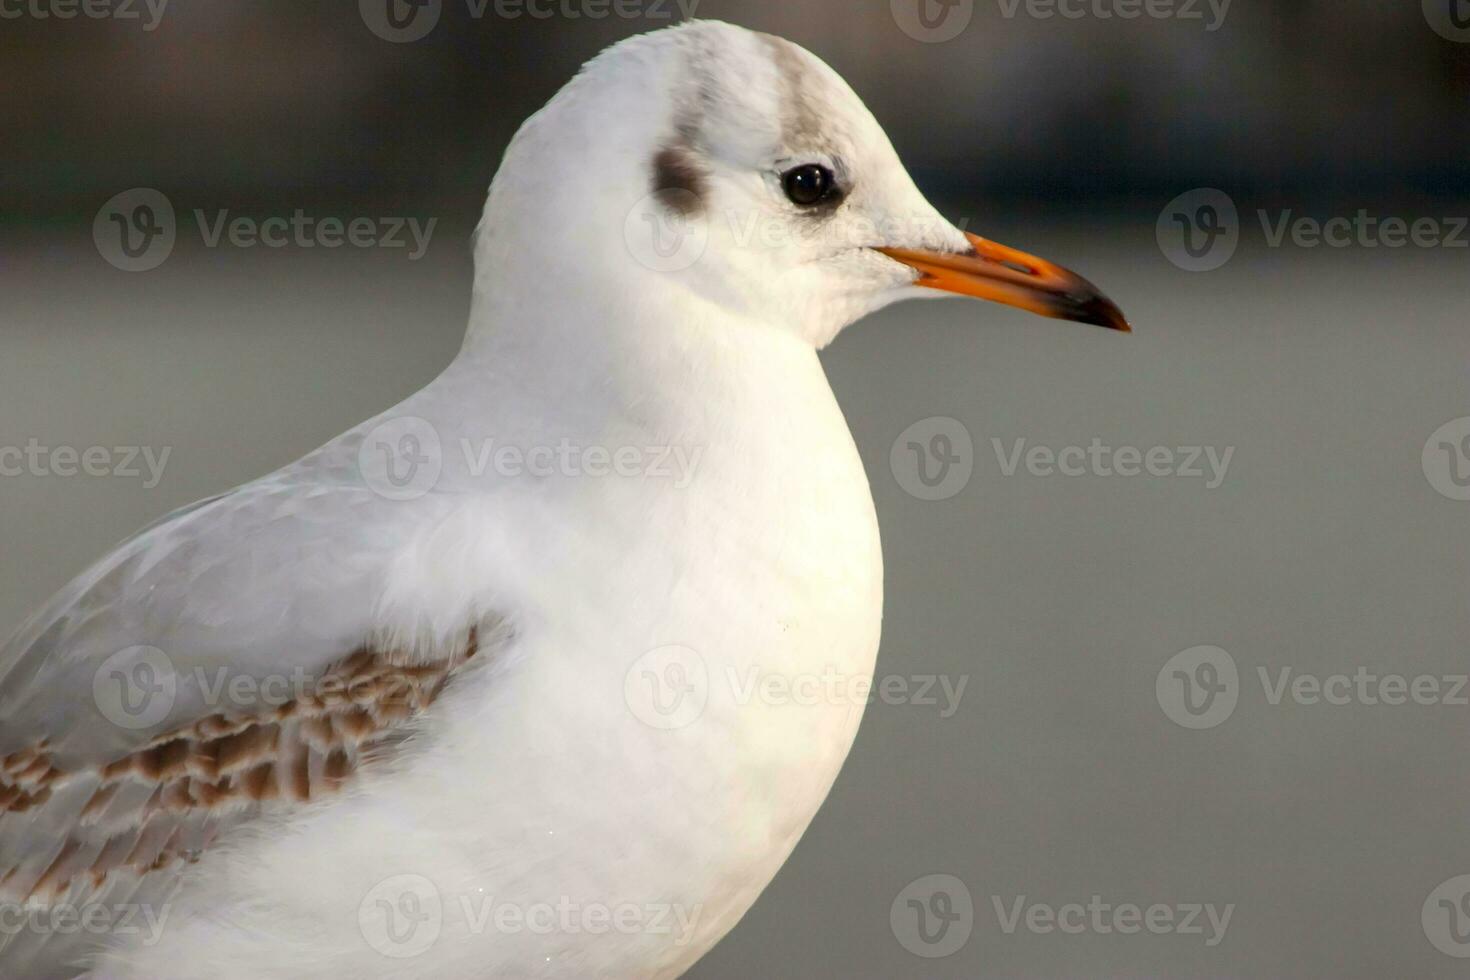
782, 164, 837, 207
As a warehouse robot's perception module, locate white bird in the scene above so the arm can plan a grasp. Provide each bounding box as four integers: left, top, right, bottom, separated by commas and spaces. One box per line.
0, 20, 1125, 979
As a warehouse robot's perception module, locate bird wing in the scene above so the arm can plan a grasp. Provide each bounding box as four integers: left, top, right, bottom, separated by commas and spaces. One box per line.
0, 474, 500, 975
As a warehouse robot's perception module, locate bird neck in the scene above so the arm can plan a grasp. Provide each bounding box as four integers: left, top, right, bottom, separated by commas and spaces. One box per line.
448, 260, 825, 444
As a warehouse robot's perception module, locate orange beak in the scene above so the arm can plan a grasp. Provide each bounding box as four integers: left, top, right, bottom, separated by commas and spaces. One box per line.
877, 231, 1130, 332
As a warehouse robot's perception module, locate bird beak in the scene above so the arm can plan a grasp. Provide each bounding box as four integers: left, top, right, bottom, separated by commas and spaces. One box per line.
877, 231, 1130, 332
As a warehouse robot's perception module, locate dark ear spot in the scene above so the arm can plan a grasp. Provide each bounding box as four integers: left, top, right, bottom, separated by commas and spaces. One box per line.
652, 146, 706, 217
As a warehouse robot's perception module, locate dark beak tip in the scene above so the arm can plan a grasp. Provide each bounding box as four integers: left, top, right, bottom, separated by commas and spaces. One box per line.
1073, 293, 1132, 333
1096, 307, 1133, 333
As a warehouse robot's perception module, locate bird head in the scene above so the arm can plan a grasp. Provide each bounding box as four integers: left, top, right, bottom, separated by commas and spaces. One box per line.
472, 20, 1128, 350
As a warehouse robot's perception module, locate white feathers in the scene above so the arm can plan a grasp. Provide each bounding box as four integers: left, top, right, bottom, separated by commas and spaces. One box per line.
0, 19, 972, 977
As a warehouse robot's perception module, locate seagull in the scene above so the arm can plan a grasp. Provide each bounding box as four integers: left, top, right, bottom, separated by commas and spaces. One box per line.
0, 20, 1126, 979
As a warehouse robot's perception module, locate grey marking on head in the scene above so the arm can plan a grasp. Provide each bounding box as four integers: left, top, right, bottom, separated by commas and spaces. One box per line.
649, 37, 718, 217
757, 32, 826, 151
756, 32, 853, 217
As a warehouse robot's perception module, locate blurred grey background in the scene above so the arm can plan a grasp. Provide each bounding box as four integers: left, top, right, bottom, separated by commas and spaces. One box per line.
4, 1, 1470, 977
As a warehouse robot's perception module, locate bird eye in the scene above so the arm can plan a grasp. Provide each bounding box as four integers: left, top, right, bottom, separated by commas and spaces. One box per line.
782, 164, 838, 207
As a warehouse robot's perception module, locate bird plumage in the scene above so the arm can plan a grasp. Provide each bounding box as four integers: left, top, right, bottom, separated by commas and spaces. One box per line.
1, 18, 1124, 978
